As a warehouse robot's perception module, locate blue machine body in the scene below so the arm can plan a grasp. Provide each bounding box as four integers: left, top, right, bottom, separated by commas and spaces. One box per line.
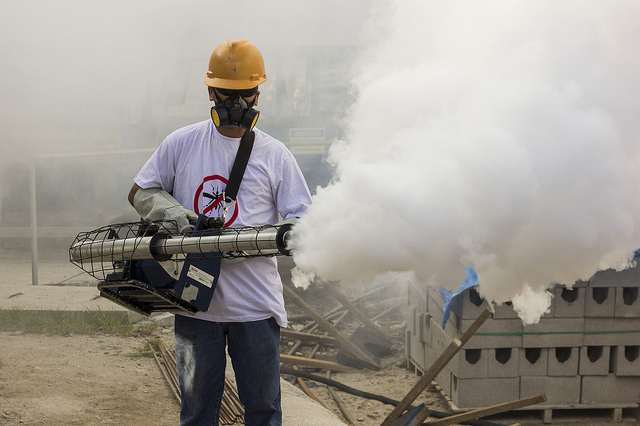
98, 217, 222, 316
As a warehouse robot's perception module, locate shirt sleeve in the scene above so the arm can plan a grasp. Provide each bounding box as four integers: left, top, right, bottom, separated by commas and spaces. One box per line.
133, 134, 177, 193
274, 148, 313, 219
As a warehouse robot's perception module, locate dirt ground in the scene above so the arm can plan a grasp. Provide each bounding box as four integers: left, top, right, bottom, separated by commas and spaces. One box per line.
0, 331, 179, 425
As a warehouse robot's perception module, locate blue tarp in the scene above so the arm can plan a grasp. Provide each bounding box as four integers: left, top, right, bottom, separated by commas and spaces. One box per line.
438, 266, 479, 329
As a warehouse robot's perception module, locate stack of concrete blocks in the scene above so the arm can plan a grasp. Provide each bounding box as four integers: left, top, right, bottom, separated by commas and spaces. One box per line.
405, 265, 640, 417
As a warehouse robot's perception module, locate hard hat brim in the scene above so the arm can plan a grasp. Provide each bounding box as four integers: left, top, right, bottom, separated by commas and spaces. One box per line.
204, 75, 267, 90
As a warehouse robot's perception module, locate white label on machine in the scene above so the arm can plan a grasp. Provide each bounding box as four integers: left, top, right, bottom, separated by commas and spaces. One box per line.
186, 265, 215, 288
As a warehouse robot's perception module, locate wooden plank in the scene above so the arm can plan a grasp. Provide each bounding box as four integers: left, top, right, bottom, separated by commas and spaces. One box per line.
327, 385, 357, 425
280, 354, 353, 372
280, 328, 337, 345
408, 405, 431, 426
424, 394, 546, 426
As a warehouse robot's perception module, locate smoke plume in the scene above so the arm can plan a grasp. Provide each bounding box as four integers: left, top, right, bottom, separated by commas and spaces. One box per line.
291, 1, 640, 323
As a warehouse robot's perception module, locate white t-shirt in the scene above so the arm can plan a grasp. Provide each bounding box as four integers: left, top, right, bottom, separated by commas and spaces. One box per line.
134, 120, 312, 327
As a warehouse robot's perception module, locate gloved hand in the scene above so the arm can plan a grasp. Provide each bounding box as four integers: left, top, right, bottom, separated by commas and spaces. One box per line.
132, 188, 198, 234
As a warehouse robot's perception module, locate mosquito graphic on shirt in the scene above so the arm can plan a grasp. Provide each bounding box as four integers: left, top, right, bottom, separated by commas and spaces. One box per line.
194, 176, 238, 226
203, 187, 225, 216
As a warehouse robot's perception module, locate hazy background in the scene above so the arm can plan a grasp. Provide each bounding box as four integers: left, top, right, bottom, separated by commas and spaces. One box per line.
0, 0, 374, 230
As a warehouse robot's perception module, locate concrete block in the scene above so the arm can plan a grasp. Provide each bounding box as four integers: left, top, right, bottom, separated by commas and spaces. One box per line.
451, 375, 520, 409
553, 284, 586, 318
518, 347, 549, 376
581, 374, 640, 405
430, 317, 453, 354
492, 301, 521, 319
584, 317, 640, 346
584, 287, 615, 317
453, 317, 522, 350
450, 287, 490, 320
408, 308, 417, 336
407, 329, 426, 368
417, 313, 427, 344
614, 286, 640, 318
578, 345, 610, 376
423, 344, 439, 374
487, 347, 519, 377
522, 318, 584, 348
420, 313, 433, 347
547, 346, 579, 376
447, 348, 488, 379
589, 264, 640, 288
408, 332, 425, 366
610, 345, 640, 376
520, 376, 580, 406
423, 322, 446, 367
420, 317, 457, 374
427, 319, 493, 380
436, 368, 451, 397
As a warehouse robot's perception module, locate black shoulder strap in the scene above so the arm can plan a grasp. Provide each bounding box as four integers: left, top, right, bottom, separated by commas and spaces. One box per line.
224, 130, 255, 202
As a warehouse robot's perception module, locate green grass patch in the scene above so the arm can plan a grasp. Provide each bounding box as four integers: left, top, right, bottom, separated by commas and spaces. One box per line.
130, 336, 165, 358
0, 308, 157, 337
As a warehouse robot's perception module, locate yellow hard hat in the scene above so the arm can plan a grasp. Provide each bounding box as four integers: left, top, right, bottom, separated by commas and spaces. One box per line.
205, 39, 267, 90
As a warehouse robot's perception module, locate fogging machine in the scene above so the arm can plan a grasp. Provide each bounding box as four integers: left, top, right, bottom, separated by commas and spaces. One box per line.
69, 217, 294, 316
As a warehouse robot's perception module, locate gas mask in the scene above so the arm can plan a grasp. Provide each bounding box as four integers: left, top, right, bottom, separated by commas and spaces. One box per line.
210, 88, 260, 131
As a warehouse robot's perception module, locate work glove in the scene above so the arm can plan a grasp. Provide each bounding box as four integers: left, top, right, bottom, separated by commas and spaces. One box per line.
132, 187, 198, 234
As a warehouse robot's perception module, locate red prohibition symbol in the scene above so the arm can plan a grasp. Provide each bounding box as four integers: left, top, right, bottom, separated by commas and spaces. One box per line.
193, 175, 238, 228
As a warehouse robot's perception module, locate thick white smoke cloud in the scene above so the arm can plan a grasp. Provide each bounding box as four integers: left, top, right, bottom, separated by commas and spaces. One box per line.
291, 1, 640, 322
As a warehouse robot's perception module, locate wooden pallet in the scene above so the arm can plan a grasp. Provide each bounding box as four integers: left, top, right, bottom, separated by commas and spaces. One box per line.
454, 403, 640, 424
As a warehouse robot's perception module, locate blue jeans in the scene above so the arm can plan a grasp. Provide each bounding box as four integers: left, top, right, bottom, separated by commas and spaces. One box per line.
174, 315, 282, 426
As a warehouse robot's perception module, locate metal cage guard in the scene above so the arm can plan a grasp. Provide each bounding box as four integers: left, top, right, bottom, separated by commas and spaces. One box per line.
68, 220, 295, 316
69, 220, 294, 281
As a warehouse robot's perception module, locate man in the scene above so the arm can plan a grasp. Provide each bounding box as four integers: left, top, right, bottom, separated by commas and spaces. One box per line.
128, 39, 312, 425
